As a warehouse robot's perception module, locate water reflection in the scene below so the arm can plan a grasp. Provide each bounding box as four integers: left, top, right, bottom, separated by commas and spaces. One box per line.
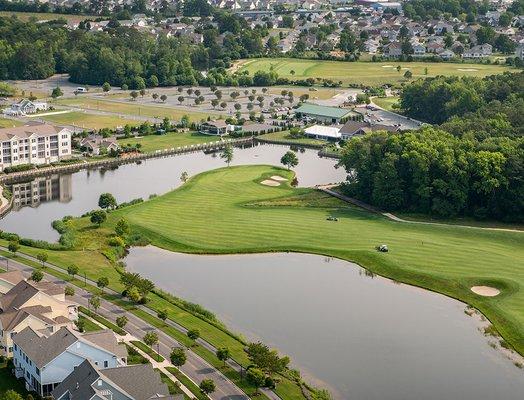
124, 248, 524, 400
11, 174, 72, 210
0, 143, 347, 241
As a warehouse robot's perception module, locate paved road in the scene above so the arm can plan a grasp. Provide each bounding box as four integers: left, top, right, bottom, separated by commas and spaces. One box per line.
1, 250, 250, 400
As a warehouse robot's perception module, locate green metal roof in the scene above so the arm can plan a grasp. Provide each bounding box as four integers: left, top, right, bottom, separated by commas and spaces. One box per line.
295, 103, 356, 119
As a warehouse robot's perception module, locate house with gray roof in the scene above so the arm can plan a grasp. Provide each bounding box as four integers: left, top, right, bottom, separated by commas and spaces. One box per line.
52, 359, 180, 400
0, 279, 78, 358
13, 326, 127, 397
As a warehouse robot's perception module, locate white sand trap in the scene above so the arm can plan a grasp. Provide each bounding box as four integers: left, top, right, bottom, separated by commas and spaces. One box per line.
271, 175, 288, 182
261, 180, 280, 187
381, 65, 394, 68
458, 68, 478, 72
471, 286, 500, 297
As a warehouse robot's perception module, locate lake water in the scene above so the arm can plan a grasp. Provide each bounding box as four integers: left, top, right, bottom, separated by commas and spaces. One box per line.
125, 248, 524, 400
0, 143, 345, 241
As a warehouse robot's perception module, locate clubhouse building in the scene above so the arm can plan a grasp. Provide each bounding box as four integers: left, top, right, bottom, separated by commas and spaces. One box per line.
295, 103, 362, 124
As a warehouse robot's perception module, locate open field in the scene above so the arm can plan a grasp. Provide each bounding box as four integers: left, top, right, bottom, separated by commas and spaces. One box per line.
236, 58, 514, 85
54, 97, 221, 122
267, 86, 340, 100
41, 111, 139, 129
372, 96, 400, 111
0, 118, 22, 128
0, 10, 94, 23
118, 132, 219, 153
258, 130, 328, 147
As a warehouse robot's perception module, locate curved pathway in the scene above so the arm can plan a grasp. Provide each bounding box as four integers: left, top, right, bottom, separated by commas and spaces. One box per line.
317, 186, 523, 233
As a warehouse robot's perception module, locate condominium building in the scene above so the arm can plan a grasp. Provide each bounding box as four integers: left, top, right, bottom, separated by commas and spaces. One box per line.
0, 123, 72, 171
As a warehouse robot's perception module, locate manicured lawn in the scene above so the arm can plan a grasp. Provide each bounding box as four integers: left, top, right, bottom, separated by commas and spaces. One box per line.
118, 132, 219, 153
267, 86, 339, 100
126, 344, 150, 365
54, 97, 221, 122
156, 369, 189, 398
166, 367, 210, 400
79, 307, 127, 335
0, 118, 22, 128
258, 130, 328, 147
0, 362, 27, 396
130, 340, 165, 362
105, 165, 524, 356
77, 315, 102, 332
372, 96, 400, 111
41, 111, 139, 130
236, 58, 514, 85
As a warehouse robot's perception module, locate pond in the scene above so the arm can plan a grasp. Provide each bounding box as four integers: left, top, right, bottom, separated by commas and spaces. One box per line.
125, 247, 524, 400
0, 143, 346, 241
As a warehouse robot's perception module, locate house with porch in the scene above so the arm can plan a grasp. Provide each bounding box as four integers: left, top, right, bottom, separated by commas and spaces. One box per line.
199, 120, 229, 135
13, 326, 127, 397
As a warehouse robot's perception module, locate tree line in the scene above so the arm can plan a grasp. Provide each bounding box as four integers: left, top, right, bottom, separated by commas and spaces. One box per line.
340, 126, 523, 221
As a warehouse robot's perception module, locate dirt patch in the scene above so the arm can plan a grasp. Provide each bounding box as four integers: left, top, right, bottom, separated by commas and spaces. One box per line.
471, 286, 500, 297
271, 176, 288, 182
261, 179, 280, 187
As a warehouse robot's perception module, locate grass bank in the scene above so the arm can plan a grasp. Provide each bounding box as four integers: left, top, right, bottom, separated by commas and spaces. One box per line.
117, 132, 219, 153
257, 130, 328, 147
41, 110, 139, 129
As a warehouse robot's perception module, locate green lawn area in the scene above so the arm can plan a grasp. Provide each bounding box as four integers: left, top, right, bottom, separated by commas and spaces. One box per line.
166, 367, 209, 400
79, 307, 126, 335
372, 96, 400, 111
107, 165, 523, 356
0, 10, 95, 23
41, 111, 139, 130
0, 362, 27, 396
126, 344, 150, 365
131, 340, 165, 362
118, 132, 219, 153
156, 369, 189, 398
0, 118, 22, 129
258, 130, 328, 147
77, 314, 102, 332
54, 97, 221, 122
236, 58, 514, 85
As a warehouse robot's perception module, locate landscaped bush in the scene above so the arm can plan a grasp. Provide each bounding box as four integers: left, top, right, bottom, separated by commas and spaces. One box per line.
3, 164, 35, 173
19, 238, 64, 250
52, 219, 68, 234
0, 231, 20, 241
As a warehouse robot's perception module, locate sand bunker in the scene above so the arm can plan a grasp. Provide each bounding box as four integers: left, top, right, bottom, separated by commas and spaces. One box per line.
271, 176, 288, 182
381, 65, 394, 68
458, 68, 478, 72
261, 180, 280, 187
471, 286, 500, 297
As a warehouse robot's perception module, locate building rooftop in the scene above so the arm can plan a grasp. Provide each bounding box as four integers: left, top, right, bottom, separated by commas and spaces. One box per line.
304, 125, 341, 138
295, 103, 357, 119
0, 123, 65, 142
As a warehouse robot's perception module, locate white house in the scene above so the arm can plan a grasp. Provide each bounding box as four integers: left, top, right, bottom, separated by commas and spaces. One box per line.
3, 100, 48, 116
463, 43, 492, 58
13, 326, 127, 397
0, 123, 72, 171
304, 125, 342, 140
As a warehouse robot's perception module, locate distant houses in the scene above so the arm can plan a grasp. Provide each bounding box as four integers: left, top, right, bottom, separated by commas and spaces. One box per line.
199, 120, 230, 135
78, 134, 120, 156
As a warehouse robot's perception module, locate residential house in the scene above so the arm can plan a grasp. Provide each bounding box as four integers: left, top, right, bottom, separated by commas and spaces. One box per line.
13, 327, 127, 397
52, 359, 180, 400
413, 43, 426, 56
515, 43, 524, 60
3, 99, 48, 116
383, 41, 402, 58
0, 123, 72, 171
79, 134, 120, 156
0, 280, 78, 357
439, 49, 455, 60
463, 43, 492, 58
0, 271, 25, 295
